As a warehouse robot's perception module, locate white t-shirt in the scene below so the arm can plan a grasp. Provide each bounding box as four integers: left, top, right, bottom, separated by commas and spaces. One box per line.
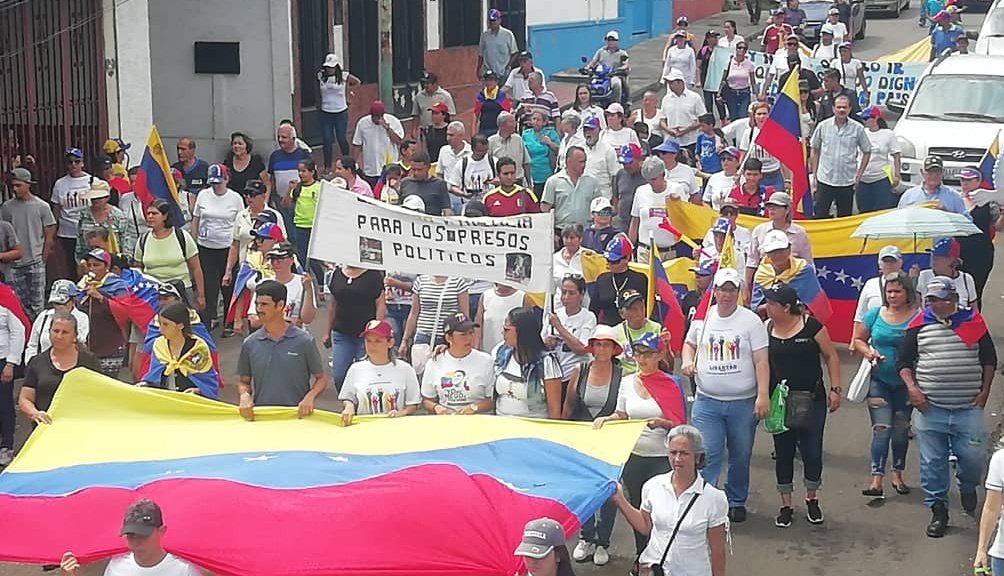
481, 288, 525, 353
854, 275, 884, 323
861, 129, 900, 183
835, 58, 863, 90
812, 43, 839, 62
318, 70, 351, 113
445, 154, 495, 198
547, 306, 597, 379
916, 269, 978, 307
281, 274, 315, 322
821, 21, 848, 43
492, 346, 563, 418
639, 473, 729, 576
52, 173, 92, 238
420, 349, 494, 409
702, 171, 737, 211
985, 449, 1004, 558
665, 163, 699, 199
104, 553, 201, 576
721, 118, 752, 148
616, 374, 670, 457
685, 305, 768, 401
602, 127, 641, 151
192, 189, 244, 249
351, 114, 405, 177
339, 358, 421, 415
632, 109, 665, 138
632, 183, 684, 248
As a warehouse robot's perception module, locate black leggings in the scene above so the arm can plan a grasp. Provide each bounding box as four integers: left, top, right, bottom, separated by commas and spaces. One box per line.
0, 362, 13, 449
57, 236, 77, 280
621, 453, 671, 558
198, 246, 229, 325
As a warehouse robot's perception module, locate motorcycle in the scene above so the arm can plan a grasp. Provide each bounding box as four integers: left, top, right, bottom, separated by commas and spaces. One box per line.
578, 55, 630, 110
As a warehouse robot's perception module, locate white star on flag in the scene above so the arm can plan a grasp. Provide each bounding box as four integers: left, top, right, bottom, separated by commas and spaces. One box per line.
243, 454, 277, 462
816, 265, 830, 279
834, 270, 849, 284
851, 276, 864, 290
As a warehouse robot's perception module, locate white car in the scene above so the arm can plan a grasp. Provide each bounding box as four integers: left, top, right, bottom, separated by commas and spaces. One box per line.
889, 54, 1004, 188
975, 0, 1004, 55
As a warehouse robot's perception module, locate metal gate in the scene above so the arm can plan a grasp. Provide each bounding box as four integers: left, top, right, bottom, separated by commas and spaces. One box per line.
0, 0, 107, 199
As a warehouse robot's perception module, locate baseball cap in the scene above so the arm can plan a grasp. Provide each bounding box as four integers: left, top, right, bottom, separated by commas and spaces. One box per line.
959, 167, 981, 180
673, 30, 688, 39
156, 281, 183, 300
923, 156, 944, 171
402, 195, 426, 212
8, 167, 35, 184
243, 179, 267, 196
605, 30, 620, 41
266, 242, 295, 260
254, 212, 279, 228
605, 102, 625, 116
420, 71, 438, 85
586, 325, 624, 356
932, 9, 950, 20
631, 332, 663, 352
517, 50, 533, 61
590, 197, 613, 213
65, 147, 84, 159
929, 237, 961, 259
719, 197, 740, 211
102, 138, 130, 155
444, 312, 479, 334
711, 217, 731, 235
653, 140, 680, 154
924, 275, 958, 299
774, 7, 787, 15
360, 319, 394, 339
85, 179, 111, 200
858, 105, 882, 120
618, 288, 645, 309
828, 7, 840, 14
120, 499, 164, 537
604, 234, 633, 262
839, 41, 853, 50
761, 229, 791, 253
254, 222, 285, 242
488, 8, 502, 21
763, 283, 799, 307
86, 248, 112, 267
323, 53, 341, 68
617, 143, 642, 165
765, 191, 792, 207
207, 163, 228, 184
582, 115, 601, 131
48, 279, 76, 305
719, 146, 740, 159
663, 68, 686, 83
98, 157, 114, 171
878, 245, 902, 262
369, 100, 386, 116
713, 268, 742, 288
676, 15, 689, 24
691, 260, 715, 277
514, 518, 565, 559
785, 33, 801, 43
482, 69, 498, 81
429, 101, 449, 114
821, 28, 834, 36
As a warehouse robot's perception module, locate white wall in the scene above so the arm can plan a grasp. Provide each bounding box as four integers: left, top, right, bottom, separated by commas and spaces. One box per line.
527, 0, 618, 27
110, 0, 154, 154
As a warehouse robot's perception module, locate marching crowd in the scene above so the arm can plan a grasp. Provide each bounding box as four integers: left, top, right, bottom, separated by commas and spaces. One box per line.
0, 6, 999, 576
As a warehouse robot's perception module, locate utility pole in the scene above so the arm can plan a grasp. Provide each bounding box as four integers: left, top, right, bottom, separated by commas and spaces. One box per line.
378, 0, 393, 106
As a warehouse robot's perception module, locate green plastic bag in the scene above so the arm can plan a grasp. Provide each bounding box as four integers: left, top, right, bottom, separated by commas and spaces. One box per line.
764, 380, 789, 435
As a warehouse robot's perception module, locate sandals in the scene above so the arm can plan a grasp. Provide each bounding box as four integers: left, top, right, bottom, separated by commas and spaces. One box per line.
861, 487, 884, 498
892, 482, 911, 495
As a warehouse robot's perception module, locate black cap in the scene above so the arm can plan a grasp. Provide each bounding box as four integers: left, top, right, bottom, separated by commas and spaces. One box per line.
253, 211, 279, 227
243, 179, 267, 196
120, 499, 164, 537
482, 69, 498, 80
156, 281, 183, 300
420, 70, 438, 84
923, 156, 944, 171
266, 242, 295, 260
517, 50, 533, 61
618, 288, 644, 309
98, 157, 114, 170
763, 283, 799, 307
444, 312, 479, 334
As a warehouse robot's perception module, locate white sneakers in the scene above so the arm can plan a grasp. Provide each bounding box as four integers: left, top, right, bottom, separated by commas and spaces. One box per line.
572, 542, 609, 566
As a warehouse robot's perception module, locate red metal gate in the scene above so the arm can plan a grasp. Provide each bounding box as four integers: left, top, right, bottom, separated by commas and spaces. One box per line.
0, 0, 107, 199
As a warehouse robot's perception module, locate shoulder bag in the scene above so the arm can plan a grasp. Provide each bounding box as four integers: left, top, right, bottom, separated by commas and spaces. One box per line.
650, 481, 704, 576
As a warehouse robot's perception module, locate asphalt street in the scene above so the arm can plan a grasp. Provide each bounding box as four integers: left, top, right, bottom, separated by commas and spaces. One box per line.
0, 7, 996, 575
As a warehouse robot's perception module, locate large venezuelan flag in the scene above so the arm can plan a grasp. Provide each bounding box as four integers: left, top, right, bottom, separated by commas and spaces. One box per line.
755, 67, 812, 217
0, 371, 643, 576
133, 126, 186, 225
667, 200, 929, 343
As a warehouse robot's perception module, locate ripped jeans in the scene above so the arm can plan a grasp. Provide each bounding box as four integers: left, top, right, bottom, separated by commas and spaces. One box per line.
867, 378, 913, 477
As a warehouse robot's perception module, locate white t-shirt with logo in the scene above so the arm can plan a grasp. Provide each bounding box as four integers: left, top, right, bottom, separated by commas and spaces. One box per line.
420, 349, 494, 410
282, 274, 315, 321
339, 358, 421, 415
445, 154, 495, 198
103, 552, 201, 576
985, 449, 1004, 559
52, 173, 92, 238
632, 183, 685, 248
685, 305, 768, 401
546, 306, 597, 379
192, 189, 244, 249
702, 171, 736, 211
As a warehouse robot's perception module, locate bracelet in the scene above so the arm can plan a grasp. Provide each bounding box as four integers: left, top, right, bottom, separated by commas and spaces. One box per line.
830, 387, 842, 394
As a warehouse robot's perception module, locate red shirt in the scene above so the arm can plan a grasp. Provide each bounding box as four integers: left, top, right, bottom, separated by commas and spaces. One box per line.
729, 184, 771, 216
482, 185, 540, 217
761, 24, 794, 54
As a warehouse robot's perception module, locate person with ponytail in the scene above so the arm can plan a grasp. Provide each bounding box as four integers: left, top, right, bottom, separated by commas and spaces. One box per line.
139, 301, 219, 399
289, 158, 324, 281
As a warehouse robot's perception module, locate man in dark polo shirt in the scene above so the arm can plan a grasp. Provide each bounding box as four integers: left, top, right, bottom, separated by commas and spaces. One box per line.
238, 279, 327, 420
399, 150, 452, 216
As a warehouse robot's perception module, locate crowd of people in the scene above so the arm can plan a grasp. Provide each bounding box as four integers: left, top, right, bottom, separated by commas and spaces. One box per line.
0, 6, 1000, 576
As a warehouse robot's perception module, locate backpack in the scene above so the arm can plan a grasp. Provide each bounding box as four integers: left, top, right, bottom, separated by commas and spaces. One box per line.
137, 227, 195, 286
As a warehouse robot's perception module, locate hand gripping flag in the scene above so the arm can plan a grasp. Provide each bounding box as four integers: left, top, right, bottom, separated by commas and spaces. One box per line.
0, 372, 644, 576
76, 271, 157, 335
133, 126, 186, 225
751, 256, 833, 323
754, 67, 813, 217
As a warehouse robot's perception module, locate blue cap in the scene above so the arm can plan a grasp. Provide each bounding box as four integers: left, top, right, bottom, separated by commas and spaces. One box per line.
582, 115, 601, 131
653, 140, 680, 154
86, 248, 112, 266
959, 167, 981, 180
631, 331, 663, 351
711, 217, 731, 235
691, 260, 715, 276
719, 146, 741, 159
207, 163, 228, 184
925, 275, 958, 299
65, 147, 84, 159
618, 143, 642, 165
858, 105, 882, 120
488, 8, 502, 21
930, 237, 961, 259
604, 234, 633, 262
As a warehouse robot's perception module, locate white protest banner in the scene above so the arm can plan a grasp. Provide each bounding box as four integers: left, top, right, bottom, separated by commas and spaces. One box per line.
308, 183, 555, 292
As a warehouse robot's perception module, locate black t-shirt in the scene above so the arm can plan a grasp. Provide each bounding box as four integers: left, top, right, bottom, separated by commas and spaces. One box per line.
399, 177, 452, 215
23, 348, 100, 412
328, 269, 386, 336
425, 126, 448, 163
225, 154, 267, 195
767, 315, 823, 393
590, 269, 649, 326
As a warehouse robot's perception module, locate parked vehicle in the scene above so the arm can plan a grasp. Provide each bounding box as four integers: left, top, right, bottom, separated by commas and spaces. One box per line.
796, 0, 868, 45
865, 0, 910, 17
975, 0, 1004, 54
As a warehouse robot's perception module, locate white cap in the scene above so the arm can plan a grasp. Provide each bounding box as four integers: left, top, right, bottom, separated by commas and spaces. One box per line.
713, 268, 742, 288
761, 229, 791, 253
663, 68, 685, 83
402, 195, 426, 212
605, 102, 625, 115
605, 30, 619, 40
878, 245, 902, 262
323, 53, 341, 68
590, 197, 613, 212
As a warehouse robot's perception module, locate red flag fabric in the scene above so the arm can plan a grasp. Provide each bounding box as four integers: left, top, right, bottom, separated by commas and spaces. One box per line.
652, 253, 686, 354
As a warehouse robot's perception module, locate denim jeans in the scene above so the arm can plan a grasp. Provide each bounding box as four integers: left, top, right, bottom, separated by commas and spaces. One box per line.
579, 498, 617, 548
385, 304, 411, 347
723, 87, 751, 122
992, 555, 1004, 576
868, 378, 912, 476
855, 178, 897, 213
293, 227, 325, 281
320, 109, 350, 169
692, 395, 758, 507
330, 330, 366, 392
772, 395, 827, 494
913, 405, 986, 508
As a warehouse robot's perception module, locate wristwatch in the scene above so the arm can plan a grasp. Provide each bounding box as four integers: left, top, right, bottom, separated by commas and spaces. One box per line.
830, 387, 843, 394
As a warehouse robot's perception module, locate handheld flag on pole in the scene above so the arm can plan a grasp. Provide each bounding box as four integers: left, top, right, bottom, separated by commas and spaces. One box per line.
650, 250, 687, 355
978, 130, 1001, 190
133, 126, 186, 225
754, 67, 812, 217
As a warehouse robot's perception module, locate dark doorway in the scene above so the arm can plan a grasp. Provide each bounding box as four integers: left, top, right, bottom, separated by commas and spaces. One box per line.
296, 0, 330, 146
490, 0, 527, 50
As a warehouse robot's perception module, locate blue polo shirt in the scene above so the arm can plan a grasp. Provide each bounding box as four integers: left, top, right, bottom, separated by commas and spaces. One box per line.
696, 133, 722, 174
171, 158, 209, 191
898, 183, 970, 217
931, 25, 962, 55
238, 323, 325, 407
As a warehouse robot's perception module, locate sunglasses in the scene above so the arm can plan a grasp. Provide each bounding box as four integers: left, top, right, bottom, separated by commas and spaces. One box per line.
736, 46, 748, 50
786, 42, 798, 46
593, 208, 613, 216
720, 208, 738, 216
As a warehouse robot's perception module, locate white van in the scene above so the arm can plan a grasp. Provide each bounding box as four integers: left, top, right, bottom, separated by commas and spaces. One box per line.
975, 0, 1004, 55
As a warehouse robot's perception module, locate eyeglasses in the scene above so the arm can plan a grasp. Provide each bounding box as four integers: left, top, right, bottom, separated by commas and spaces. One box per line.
736, 46, 748, 50
786, 42, 798, 46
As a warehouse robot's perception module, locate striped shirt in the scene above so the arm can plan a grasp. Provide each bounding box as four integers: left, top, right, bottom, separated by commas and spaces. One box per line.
809, 116, 871, 187
519, 90, 561, 126
412, 276, 470, 340
898, 322, 997, 409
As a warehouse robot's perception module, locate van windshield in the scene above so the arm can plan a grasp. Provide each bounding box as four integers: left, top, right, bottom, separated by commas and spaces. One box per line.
907, 74, 1004, 122
983, 8, 1004, 36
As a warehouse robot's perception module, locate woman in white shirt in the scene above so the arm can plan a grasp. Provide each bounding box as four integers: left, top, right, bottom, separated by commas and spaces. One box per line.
613, 425, 728, 576
421, 312, 495, 415
191, 164, 244, 328
545, 275, 597, 382
836, 43, 869, 97
974, 447, 1004, 576
492, 307, 563, 419
339, 319, 420, 424
602, 104, 641, 150
571, 84, 607, 131
317, 53, 361, 173
552, 224, 589, 302
24, 279, 89, 364
663, 32, 698, 89
855, 106, 901, 213
476, 283, 529, 353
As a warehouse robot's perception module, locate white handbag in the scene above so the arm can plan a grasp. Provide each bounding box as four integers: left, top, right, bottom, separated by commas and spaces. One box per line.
846, 357, 872, 403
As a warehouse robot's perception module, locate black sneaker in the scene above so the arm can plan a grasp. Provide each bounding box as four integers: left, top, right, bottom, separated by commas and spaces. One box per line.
926, 502, 949, 538
962, 490, 978, 515
728, 506, 747, 523
806, 499, 824, 524
775, 506, 793, 528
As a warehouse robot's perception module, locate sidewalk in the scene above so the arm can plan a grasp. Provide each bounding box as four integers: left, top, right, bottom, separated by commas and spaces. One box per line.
550, 7, 765, 108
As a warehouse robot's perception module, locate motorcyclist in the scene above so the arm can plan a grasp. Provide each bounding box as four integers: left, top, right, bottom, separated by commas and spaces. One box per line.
587, 31, 630, 106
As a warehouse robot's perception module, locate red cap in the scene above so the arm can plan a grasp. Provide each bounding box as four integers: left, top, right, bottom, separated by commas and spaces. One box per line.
370, 101, 386, 115
429, 101, 449, 114
360, 319, 394, 339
